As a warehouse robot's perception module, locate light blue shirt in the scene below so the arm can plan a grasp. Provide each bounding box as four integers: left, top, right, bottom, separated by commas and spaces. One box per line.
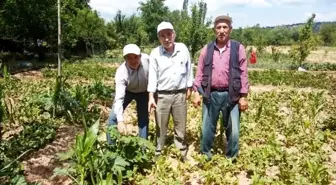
147, 42, 194, 92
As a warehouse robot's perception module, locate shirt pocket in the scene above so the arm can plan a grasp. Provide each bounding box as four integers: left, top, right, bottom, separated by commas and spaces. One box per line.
177, 59, 188, 75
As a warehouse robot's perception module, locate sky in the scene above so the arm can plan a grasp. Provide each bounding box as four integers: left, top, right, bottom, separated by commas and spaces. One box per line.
89, 0, 336, 28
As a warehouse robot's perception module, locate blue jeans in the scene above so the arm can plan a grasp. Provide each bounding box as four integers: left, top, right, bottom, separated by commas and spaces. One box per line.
200, 91, 240, 159
106, 91, 149, 144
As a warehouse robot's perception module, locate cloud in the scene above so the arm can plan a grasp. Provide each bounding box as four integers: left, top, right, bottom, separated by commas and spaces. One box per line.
270, 0, 317, 6
89, 0, 141, 20
89, 0, 335, 27
204, 0, 271, 12
89, 0, 272, 21
305, 12, 336, 22
164, 0, 184, 11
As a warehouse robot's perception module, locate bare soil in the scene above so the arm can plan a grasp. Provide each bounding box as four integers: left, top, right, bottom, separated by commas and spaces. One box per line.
247, 46, 336, 64
10, 69, 334, 184
97, 62, 121, 68
13, 70, 44, 79
23, 124, 83, 185
250, 85, 325, 93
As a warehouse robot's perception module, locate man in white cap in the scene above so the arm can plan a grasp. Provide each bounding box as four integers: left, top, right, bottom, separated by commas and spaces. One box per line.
106, 44, 150, 144
147, 21, 194, 162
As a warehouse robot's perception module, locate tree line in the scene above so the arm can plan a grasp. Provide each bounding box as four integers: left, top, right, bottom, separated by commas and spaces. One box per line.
0, 0, 336, 61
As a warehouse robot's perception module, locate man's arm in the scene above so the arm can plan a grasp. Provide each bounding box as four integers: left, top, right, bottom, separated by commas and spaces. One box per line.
185, 45, 194, 88
113, 67, 127, 122
147, 52, 158, 112
192, 46, 206, 94
147, 53, 158, 94
238, 44, 249, 97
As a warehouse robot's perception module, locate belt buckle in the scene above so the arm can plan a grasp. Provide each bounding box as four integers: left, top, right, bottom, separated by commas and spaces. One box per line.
215, 87, 228, 92
171, 90, 178, 94
175, 89, 181, 93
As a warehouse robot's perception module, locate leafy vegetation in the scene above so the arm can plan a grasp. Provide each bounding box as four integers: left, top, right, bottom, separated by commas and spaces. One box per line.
249, 69, 336, 93
289, 14, 319, 67
54, 121, 155, 185
0, 61, 334, 184
0, 0, 336, 184
1, 0, 336, 61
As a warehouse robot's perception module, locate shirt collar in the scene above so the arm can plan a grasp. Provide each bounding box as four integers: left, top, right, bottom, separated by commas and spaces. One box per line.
125, 60, 142, 73
160, 43, 180, 56
214, 40, 230, 50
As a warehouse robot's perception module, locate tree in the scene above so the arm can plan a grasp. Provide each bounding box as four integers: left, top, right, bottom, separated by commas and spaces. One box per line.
189, 1, 211, 59
1, 0, 57, 60
63, 8, 108, 57
319, 23, 336, 46
289, 13, 319, 67
266, 27, 293, 46
241, 28, 255, 46
231, 27, 244, 44
106, 11, 149, 49
182, 0, 188, 11
138, 0, 169, 44
253, 24, 267, 54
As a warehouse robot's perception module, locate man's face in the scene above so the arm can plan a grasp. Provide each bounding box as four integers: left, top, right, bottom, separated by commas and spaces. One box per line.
125, 54, 141, 70
214, 20, 232, 43
158, 29, 175, 49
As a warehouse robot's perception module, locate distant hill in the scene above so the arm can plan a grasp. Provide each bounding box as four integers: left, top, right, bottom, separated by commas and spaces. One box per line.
263, 21, 336, 32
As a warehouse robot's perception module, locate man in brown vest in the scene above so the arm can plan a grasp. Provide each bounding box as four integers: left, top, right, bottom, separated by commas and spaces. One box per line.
192, 15, 249, 161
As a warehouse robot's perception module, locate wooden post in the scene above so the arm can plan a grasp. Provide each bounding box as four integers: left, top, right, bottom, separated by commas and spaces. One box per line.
57, 0, 61, 77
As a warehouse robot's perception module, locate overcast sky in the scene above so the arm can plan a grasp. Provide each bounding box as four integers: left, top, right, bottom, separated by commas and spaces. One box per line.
89, 0, 336, 28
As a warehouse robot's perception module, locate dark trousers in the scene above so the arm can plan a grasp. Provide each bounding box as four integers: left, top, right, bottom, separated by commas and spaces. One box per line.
106, 91, 149, 144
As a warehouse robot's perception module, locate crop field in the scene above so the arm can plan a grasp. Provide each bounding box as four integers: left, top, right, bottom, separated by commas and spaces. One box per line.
1, 0, 336, 183
0, 46, 336, 185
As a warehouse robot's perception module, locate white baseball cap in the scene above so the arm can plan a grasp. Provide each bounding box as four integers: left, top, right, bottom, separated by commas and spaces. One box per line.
123, 44, 141, 57
157, 21, 174, 33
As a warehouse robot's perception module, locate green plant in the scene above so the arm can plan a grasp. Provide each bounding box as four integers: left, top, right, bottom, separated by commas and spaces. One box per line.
54, 118, 155, 185
289, 14, 319, 67
271, 46, 280, 63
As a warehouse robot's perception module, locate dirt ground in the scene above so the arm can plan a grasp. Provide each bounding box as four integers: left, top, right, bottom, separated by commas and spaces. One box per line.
20, 85, 333, 185
247, 46, 336, 64
23, 125, 83, 185
7, 70, 334, 185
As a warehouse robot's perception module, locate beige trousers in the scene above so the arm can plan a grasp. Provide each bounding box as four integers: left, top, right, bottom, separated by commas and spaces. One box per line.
155, 91, 187, 155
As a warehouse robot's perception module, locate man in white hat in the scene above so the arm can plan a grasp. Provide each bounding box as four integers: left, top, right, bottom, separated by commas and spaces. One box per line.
147, 21, 194, 161
106, 44, 150, 144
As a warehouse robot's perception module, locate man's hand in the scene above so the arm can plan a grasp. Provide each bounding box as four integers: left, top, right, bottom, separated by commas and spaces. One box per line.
117, 121, 127, 135
148, 93, 157, 113
238, 97, 248, 111
186, 88, 192, 100
192, 91, 201, 107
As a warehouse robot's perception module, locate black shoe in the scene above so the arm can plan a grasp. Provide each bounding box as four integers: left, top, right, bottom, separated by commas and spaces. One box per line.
205, 155, 212, 162
154, 149, 161, 162
154, 155, 159, 161
180, 147, 188, 162
181, 155, 187, 163
227, 156, 238, 163
202, 152, 212, 162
